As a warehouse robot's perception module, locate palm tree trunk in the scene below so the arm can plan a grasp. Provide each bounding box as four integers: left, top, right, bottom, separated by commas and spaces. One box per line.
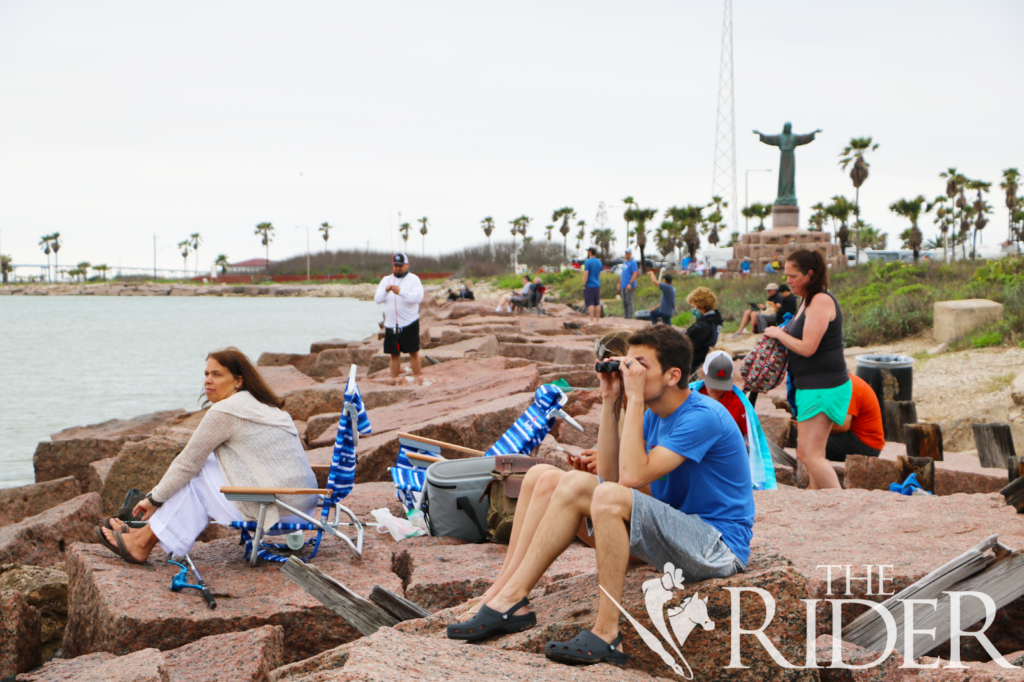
854, 186, 861, 265
563, 236, 567, 261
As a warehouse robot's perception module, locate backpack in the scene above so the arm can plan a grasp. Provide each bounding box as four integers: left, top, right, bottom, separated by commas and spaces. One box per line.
740, 330, 789, 393
481, 456, 554, 543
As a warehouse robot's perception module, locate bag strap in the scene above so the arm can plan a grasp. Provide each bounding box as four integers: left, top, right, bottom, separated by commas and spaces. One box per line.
456, 496, 488, 542
492, 455, 555, 476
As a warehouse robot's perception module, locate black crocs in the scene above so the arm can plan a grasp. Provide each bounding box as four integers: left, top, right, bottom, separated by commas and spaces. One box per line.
446, 597, 536, 641
545, 629, 629, 666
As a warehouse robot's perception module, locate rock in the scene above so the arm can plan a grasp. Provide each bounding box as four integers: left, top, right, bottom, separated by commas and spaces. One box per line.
795, 460, 845, 489
257, 366, 318, 394
551, 407, 600, 449
72, 647, 168, 682
305, 412, 341, 444
270, 627, 666, 682
293, 420, 308, 448
0, 564, 68, 662
0, 477, 81, 527
812, 634, 907, 680
365, 336, 501, 373
395, 550, 814, 681
62, 532, 404, 664
0, 493, 102, 567
933, 299, 1004, 343
33, 438, 138, 489
843, 454, 1007, 496
151, 410, 208, 440
100, 435, 188, 516
927, 342, 949, 355
499, 341, 595, 365
84, 458, 117, 495
282, 384, 413, 422
774, 466, 795, 487
0, 589, 41, 677
307, 347, 378, 380
15, 652, 118, 681
50, 410, 187, 442
538, 370, 600, 388
447, 304, 505, 320
1013, 370, 1024, 407
337, 482, 405, 520
309, 338, 352, 353
755, 402, 793, 448
394, 539, 596, 612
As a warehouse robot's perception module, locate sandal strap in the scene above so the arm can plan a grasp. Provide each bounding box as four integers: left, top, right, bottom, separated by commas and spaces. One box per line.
504, 597, 530, 617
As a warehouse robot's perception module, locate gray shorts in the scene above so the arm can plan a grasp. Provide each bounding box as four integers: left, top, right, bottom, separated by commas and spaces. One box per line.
587, 488, 745, 582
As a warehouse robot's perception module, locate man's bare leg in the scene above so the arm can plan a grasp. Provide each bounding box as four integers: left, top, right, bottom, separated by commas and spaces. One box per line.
389, 354, 401, 380
588, 482, 634, 645
409, 352, 422, 378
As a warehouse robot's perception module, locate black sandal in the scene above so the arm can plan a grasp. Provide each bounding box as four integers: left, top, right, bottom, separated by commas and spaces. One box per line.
95, 527, 147, 565
545, 629, 628, 666
446, 597, 536, 641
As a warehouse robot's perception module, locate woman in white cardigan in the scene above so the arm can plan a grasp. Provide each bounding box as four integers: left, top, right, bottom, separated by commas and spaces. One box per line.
97, 347, 318, 564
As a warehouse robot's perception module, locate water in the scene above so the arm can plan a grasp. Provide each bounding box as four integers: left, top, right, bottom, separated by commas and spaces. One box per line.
0, 295, 382, 488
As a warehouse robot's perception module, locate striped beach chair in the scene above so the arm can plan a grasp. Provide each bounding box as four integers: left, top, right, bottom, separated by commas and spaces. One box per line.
222, 366, 370, 566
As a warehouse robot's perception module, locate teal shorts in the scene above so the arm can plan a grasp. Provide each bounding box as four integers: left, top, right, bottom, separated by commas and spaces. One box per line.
795, 380, 853, 425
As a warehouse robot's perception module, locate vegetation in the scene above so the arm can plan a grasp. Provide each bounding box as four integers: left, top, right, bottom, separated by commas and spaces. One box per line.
319, 222, 333, 253
215, 254, 229, 274
839, 137, 880, 258
417, 217, 429, 256
254, 222, 274, 272
1, 254, 11, 284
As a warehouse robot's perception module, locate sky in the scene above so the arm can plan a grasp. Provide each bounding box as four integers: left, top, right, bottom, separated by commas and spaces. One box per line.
1, 0, 1022, 274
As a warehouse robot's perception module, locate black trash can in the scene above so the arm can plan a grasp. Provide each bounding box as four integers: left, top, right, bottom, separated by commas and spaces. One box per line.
855, 354, 915, 407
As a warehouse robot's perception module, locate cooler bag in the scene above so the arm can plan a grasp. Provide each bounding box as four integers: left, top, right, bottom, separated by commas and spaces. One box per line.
422, 457, 499, 543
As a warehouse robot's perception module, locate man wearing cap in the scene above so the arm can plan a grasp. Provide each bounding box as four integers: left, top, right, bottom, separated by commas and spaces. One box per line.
698, 350, 747, 437
732, 282, 783, 336
374, 253, 424, 382
582, 246, 604, 324
618, 249, 639, 319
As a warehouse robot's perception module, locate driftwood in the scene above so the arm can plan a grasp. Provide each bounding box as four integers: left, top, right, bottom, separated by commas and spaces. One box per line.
369, 584, 432, 621
882, 400, 917, 443
1008, 456, 1024, 485
280, 556, 397, 636
897, 455, 935, 493
843, 535, 1024, 658
767, 440, 797, 471
973, 423, 1017, 469
902, 423, 944, 461
1001, 475, 1024, 514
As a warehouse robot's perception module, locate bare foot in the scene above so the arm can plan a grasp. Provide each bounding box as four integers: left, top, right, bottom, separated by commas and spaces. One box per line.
100, 525, 150, 563
108, 517, 129, 533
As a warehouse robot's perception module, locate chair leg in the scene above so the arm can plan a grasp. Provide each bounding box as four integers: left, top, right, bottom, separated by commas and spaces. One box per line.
250, 504, 268, 567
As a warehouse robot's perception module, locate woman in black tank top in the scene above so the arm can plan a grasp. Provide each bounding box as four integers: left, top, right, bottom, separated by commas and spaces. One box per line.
762, 249, 851, 489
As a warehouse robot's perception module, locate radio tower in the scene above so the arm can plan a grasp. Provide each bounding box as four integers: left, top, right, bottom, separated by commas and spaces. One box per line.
711, 0, 738, 235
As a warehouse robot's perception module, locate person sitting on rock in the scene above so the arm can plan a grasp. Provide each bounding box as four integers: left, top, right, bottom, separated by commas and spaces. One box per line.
682, 286, 723, 378
825, 373, 884, 462
447, 326, 754, 668
646, 270, 676, 325
732, 282, 782, 336
96, 347, 318, 565
697, 351, 746, 437
497, 274, 531, 313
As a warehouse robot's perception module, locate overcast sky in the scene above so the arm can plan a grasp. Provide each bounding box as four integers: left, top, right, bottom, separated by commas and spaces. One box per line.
1, 0, 1022, 273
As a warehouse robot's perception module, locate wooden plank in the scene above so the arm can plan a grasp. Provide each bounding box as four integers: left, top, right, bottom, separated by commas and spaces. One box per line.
280, 556, 397, 636
220, 486, 329, 495
903, 423, 944, 461
1000, 474, 1024, 514
898, 455, 935, 493
1007, 456, 1024, 484
973, 423, 1017, 469
395, 432, 485, 457
883, 400, 917, 443
369, 584, 432, 621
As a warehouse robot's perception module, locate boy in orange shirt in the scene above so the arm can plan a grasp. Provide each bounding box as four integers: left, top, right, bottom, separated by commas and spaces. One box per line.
825, 373, 885, 461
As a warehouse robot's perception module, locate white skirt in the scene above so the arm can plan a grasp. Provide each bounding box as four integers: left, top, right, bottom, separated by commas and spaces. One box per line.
149, 453, 315, 558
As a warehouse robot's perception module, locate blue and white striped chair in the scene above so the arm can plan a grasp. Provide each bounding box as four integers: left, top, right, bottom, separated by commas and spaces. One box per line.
222, 366, 370, 566
390, 437, 443, 513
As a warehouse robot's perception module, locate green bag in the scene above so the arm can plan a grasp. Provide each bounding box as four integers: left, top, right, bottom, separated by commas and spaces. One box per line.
481, 455, 554, 544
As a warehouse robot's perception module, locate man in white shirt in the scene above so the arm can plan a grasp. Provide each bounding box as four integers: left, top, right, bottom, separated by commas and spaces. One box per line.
373, 253, 425, 381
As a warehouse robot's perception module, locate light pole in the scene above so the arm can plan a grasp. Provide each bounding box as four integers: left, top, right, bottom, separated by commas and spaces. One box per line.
296, 226, 309, 281
745, 169, 772, 233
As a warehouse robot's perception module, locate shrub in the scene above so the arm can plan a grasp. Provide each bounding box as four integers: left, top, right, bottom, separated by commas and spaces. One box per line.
972, 331, 1003, 348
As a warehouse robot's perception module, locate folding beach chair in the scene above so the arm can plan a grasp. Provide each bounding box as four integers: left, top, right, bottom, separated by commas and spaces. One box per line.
391, 437, 444, 513
222, 365, 370, 566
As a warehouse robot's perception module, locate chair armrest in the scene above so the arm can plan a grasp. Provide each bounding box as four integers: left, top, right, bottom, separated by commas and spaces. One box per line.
220, 486, 329, 495
310, 464, 331, 473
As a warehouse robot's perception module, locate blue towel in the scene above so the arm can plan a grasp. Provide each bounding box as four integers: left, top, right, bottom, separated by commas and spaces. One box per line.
690, 380, 777, 491
889, 473, 932, 496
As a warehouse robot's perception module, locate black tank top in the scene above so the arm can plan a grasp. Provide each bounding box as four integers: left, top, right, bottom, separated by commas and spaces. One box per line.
786, 291, 848, 390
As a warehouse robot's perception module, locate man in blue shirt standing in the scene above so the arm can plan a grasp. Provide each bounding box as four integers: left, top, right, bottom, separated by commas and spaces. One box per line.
645, 270, 676, 325
618, 248, 639, 319
447, 325, 754, 668
582, 246, 604, 325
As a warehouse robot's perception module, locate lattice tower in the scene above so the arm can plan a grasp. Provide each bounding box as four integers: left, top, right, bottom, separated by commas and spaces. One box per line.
711, 0, 738, 235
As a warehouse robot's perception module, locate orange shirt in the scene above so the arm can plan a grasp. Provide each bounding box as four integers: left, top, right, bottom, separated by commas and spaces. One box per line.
848, 374, 885, 450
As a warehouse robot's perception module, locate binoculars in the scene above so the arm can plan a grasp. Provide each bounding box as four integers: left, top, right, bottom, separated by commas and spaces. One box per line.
594, 361, 621, 373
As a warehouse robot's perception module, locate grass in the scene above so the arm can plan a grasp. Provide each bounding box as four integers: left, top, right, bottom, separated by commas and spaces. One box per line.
987, 372, 1017, 392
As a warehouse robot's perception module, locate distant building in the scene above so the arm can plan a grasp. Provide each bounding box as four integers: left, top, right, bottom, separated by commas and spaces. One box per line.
226, 258, 271, 274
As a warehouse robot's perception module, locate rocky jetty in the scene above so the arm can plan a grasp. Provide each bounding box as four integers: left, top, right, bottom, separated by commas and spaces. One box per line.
4, 295, 1024, 680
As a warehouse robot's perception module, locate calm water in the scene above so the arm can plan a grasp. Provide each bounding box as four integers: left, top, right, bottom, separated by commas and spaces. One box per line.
0, 296, 382, 488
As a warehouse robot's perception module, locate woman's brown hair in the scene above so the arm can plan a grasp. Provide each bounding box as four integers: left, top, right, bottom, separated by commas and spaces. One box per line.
204, 347, 285, 409
595, 329, 632, 360
786, 248, 828, 299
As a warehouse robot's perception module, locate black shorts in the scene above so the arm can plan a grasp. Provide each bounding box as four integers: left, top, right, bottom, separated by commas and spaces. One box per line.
825, 430, 881, 462
584, 287, 601, 308
383, 319, 420, 355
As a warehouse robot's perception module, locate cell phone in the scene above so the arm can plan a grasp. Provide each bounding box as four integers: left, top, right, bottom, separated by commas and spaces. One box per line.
748, 302, 760, 311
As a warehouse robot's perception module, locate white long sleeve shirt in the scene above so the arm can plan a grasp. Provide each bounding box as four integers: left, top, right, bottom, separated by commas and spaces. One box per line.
374, 272, 424, 328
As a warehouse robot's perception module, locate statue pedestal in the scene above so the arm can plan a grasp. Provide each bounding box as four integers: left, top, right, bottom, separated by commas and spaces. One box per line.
771, 205, 800, 232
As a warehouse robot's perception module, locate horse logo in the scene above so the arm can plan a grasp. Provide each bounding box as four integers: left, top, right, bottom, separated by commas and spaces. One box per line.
600, 562, 714, 679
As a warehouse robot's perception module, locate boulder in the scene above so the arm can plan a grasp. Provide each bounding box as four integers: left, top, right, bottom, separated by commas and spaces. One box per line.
15, 652, 117, 681
447, 304, 505, 320
0, 564, 68, 661
538, 370, 600, 388
270, 627, 666, 682
0, 477, 81, 527
933, 299, 1004, 343
0, 493, 103, 567
754, 402, 793, 449
72, 647, 168, 682
307, 347, 378, 380
34, 438, 139, 489
305, 412, 341, 444
394, 538, 596, 612
309, 338, 353, 353
1013, 370, 1024, 407
257, 365, 318, 394
62, 532, 404, 664
395, 551, 815, 681
794, 460, 845, 489
551, 407, 601, 449
100, 435, 189, 516
50, 410, 187, 442
842, 454, 1008, 496
84, 458, 117, 495
282, 383, 413, 422
151, 410, 208, 440
0, 590, 41, 677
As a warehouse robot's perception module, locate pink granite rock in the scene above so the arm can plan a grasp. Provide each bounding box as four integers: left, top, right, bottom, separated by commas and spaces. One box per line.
257, 365, 318, 394
84, 458, 116, 495
33, 438, 139, 489
50, 411, 187, 442
551, 406, 601, 449
100, 435, 189, 515
72, 647, 168, 682
0, 564, 69, 662
256, 352, 318, 376
0, 493, 102, 567
0, 589, 42, 677
16, 652, 117, 681
843, 454, 1007, 496
305, 412, 341, 444
0, 477, 81, 527
307, 347, 378, 380
282, 383, 413, 422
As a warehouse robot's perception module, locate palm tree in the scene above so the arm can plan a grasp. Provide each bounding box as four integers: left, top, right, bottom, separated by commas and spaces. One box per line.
93, 264, 109, 281
399, 222, 411, 251
215, 254, 229, 275
839, 137, 880, 262
480, 217, 495, 256
967, 180, 992, 258
178, 240, 191, 276
552, 207, 576, 261
1, 254, 12, 284
621, 196, 636, 249
655, 220, 678, 259
926, 196, 952, 261
666, 205, 705, 260
66, 267, 83, 282
50, 233, 61, 281
827, 196, 856, 253
940, 168, 969, 260
1000, 169, 1019, 249
75, 262, 91, 282
189, 233, 202, 276
746, 203, 772, 232
39, 235, 53, 281
808, 202, 827, 232
741, 205, 756, 233
417, 217, 429, 257
853, 222, 886, 250
574, 220, 587, 252
544, 224, 554, 241
631, 208, 658, 272
508, 215, 530, 270
889, 195, 926, 263
254, 222, 274, 274
590, 228, 615, 260
702, 197, 727, 247
318, 222, 333, 253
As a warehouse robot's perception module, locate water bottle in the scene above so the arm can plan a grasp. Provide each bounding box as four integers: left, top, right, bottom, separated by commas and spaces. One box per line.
285, 531, 305, 551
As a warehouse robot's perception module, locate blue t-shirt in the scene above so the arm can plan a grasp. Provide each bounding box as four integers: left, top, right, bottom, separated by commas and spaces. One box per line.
583, 257, 603, 289
741, 261, 751, 273
619, 259, 638, 289
681, 257, 693, 270
643, 391, 755, 565
658, 283, 677, 316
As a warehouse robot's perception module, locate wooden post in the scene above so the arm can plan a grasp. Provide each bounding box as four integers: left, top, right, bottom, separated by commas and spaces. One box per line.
897, 455, 935, 493
280, 556, 397, 636
1008, 456, 1024, 484
1001, 475, 1024, 514
972, 423, 1018, 469
903, 423, 944, 461
369, 585, 432, 621
883, 400, 917, 443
